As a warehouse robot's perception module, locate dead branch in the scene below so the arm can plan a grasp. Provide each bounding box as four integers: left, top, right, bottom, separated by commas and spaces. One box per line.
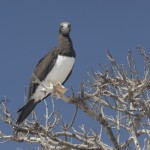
0, 48, 150, 149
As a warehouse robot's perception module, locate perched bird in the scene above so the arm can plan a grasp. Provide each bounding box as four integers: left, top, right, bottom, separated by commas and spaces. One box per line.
16, 22, 76, 124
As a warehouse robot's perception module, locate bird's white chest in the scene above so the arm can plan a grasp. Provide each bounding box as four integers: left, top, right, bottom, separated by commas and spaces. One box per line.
32, 55, 75, 100
46, 55, 75, 84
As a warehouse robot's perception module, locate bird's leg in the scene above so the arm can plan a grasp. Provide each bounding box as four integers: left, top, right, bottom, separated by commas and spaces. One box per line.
32, 73, 54, 94
54, 82, 67, 94
32, 74, 68, 99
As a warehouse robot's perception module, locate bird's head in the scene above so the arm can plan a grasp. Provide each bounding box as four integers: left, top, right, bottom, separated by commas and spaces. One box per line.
59, 22, 71, 36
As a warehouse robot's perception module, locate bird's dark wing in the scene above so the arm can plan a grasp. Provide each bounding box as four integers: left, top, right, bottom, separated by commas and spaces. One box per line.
28, 48, 58, 99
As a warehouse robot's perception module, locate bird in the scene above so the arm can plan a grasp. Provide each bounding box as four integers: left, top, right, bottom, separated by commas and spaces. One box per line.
16, 22, 76, 124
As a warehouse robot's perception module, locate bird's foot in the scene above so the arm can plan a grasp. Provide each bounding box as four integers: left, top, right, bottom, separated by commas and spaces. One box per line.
50, 82, 67, 98
32, 74, 68, 98
54, 82, 67, 95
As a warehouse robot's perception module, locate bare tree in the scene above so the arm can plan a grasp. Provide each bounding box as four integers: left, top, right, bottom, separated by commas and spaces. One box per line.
0, 47, 150, 150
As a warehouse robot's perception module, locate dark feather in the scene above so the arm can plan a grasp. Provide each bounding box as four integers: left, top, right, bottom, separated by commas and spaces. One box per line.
16, 100, 38, 124
28, 49, 58, 98
17, 23, 76, 124
28, 44, 76, 100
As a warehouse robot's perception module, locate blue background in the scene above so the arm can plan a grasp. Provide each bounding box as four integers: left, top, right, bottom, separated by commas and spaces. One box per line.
0, 1, 150, 149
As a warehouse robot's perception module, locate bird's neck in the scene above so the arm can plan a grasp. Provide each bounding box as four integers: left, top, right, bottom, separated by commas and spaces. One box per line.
58, 33, 73, 50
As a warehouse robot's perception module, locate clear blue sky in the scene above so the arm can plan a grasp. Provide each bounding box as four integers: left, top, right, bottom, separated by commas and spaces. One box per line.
0, 1, 150, 149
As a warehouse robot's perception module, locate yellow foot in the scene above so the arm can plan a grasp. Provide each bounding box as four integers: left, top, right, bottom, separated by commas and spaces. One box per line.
54, 82, 67, 94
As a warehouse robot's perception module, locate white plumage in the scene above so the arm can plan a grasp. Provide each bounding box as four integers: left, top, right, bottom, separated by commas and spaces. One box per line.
32, 55, 75, 100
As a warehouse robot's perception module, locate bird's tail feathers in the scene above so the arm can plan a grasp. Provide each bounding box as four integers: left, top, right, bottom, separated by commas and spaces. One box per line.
16, 99, 37, 124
